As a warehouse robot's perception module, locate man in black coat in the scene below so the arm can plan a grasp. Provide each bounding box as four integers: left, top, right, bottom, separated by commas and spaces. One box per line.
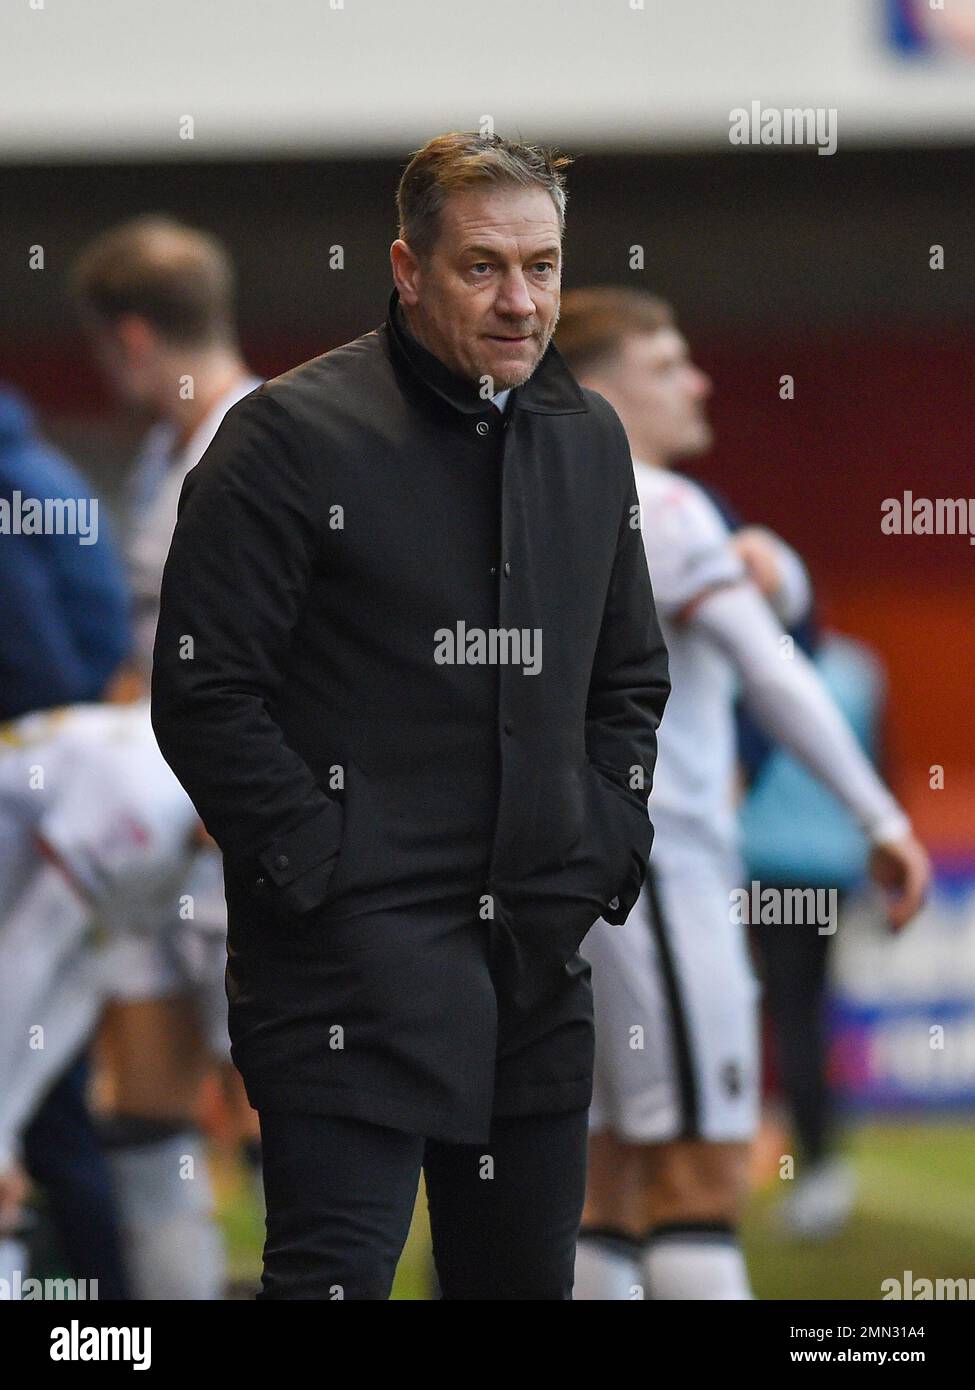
151, 131, 670, 1300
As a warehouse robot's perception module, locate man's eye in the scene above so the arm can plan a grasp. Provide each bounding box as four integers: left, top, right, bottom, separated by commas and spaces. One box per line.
471, 263, 492, 274
532, 262, 555, 274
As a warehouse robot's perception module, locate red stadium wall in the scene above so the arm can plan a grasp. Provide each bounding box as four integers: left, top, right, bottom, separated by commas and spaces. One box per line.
691, 329, 975, 856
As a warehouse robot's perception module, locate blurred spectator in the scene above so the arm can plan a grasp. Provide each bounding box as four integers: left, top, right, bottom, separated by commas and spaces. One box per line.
742, 632, 888, 1238
68, 215, 261, 682
63, 214, 261, 1298
0, 381, 133, 1297
0, 384, 131, 719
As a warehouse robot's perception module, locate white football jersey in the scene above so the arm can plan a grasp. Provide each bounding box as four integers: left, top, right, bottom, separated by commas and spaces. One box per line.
0, 701, 205, 1164
634, 463, 746, 856
126, 375, 263, 679
0, 700, 199, 933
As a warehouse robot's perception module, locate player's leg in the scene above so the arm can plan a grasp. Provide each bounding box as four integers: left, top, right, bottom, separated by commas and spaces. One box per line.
257, 1109, 424, 1300
0, 1169, 32, 1290
756, 898, 853, 1236
172, 845, 269, 1212
634, 855, 759, 1297
423, 1105, 589, 1300
582, 1132, 752, 1298
0, 864, 128, 1294
95, 985, 225, 1299
755, 897, 834, 1165
637, 1137, 753, 1298
580, 853, 759, 1298
22, 1048, 131, 1300
577, 1128, 650, 1299
577, 874, 680, 1298
91, 836, 235, 1300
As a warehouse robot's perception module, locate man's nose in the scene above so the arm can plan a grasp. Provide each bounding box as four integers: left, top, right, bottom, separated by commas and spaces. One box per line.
494, 272, 536, 320
691, 367, 712, 399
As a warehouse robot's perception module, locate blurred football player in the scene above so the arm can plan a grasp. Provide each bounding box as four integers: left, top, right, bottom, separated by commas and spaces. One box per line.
556, 288, 930, 1299
68, 217, 263, 1285
0, 700, 224, 1297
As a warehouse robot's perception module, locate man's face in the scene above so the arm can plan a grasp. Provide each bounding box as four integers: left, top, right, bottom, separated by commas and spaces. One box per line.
601, 329, 713, 464
86, 316, 158, 412
393, 185, 562, 392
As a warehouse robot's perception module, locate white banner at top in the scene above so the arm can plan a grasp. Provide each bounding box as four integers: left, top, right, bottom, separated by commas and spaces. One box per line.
3, 0, 975, 162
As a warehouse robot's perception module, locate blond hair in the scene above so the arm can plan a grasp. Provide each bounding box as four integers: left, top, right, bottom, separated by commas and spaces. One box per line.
555, 287, 675, 377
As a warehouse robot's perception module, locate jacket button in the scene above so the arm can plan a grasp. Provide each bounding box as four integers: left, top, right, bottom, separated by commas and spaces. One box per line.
254, 876, 266, 891
476, 420, 490, 436
490, 565, 498, 576
503, 721, 514, 735
608, 895, 620, 912
275, 854, 289, 870
503, 561, 511, 578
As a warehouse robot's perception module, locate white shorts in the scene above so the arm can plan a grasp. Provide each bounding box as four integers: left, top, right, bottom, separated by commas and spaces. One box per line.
586, 843, 760, 1144
99, 931, 184, 1003
99, 846, 231, 1061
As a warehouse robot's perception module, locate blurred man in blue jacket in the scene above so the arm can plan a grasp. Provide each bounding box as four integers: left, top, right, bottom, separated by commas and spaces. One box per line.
0, 381, 133, 1297
0, 385, 131, 719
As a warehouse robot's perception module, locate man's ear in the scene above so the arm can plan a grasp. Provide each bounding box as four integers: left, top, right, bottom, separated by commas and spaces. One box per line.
390, 239, 422, 306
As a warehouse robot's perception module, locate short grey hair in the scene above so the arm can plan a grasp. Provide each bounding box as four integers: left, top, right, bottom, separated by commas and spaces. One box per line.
396, 131, 572, 263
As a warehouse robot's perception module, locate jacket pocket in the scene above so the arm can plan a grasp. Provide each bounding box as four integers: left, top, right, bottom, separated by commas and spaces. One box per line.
581, 758, 654, 923
254, 796, 346, 917
525, 763, 586, 872
308, 756, 390, 910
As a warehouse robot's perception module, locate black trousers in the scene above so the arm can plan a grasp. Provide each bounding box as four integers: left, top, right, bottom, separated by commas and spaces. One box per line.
23, 1046, 131, 1300
752, 885, 845, 1166
256, 1104, 589, 1300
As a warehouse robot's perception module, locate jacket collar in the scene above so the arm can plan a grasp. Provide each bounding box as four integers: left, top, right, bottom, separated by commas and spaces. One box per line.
383, 287, 588, 417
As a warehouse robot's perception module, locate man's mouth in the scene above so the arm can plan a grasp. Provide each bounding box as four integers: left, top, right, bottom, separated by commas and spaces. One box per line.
487, 333, 533, 342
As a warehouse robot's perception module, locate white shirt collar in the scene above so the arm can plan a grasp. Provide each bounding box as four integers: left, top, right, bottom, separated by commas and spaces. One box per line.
176, 373, 263, 475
